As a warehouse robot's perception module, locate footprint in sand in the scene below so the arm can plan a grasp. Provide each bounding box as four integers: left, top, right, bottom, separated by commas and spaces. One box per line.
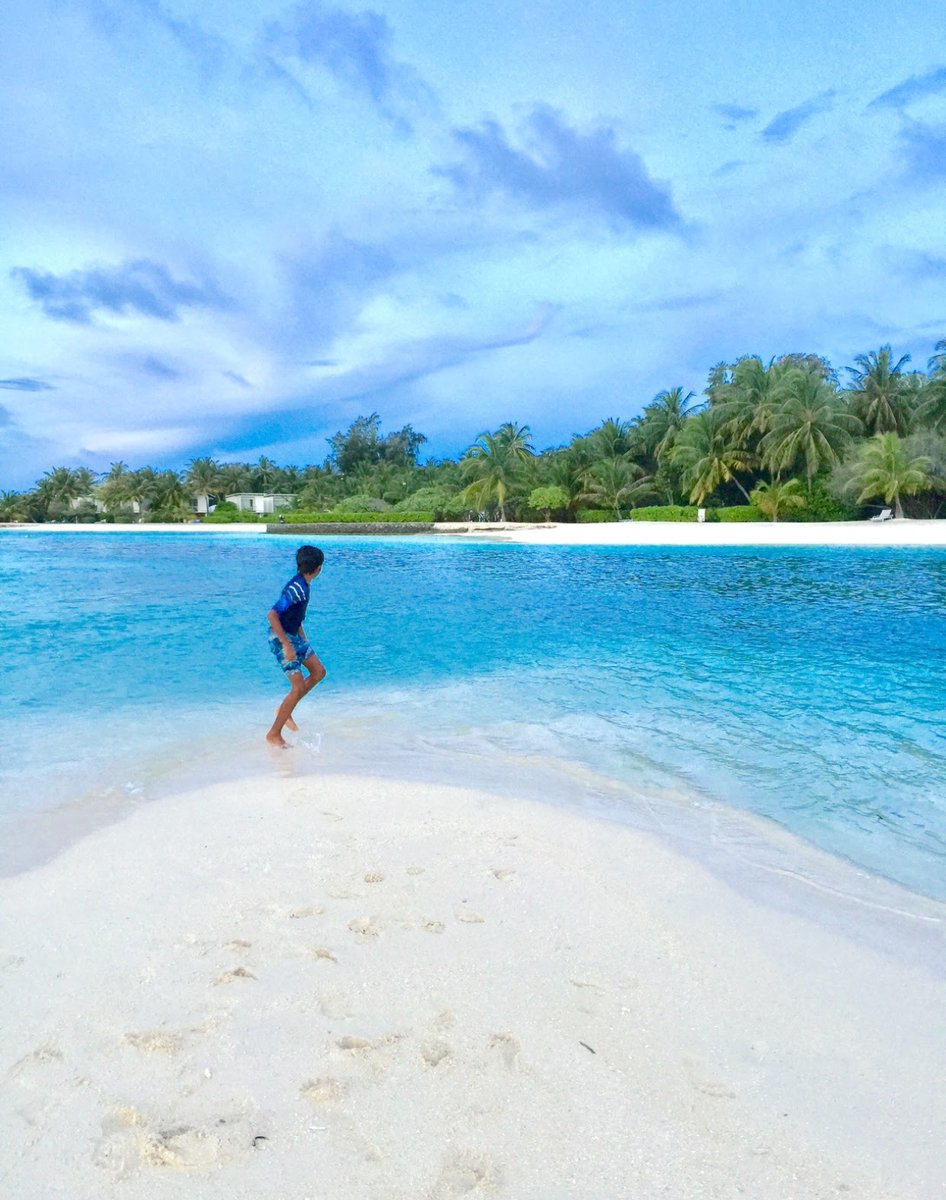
489, 1033, 520, 1070
454, 906, 485, 924
316, 991, 354, 1018
490, 868, 516, 882
421, 1041, 453, 1068
335, 1033, 403, 1063
214, 967, 257, 985
363, 871, 385, 884
94, 1107, 265, 1175
693, 1080, 737, 1099
289, 905, 325, 919
140, 1126, 222, 1169
124, 1031, 184, 1055
406, 866, 425, 876
223, 939, 252, 953
422, 919, 445, 934
336, 1035, 373, 1051
310, 947, 338, 963
430, 1149, 499, 1198
347, 917, 381, 941
301, 1077, 345, 1107
9, 1044, 64, 1079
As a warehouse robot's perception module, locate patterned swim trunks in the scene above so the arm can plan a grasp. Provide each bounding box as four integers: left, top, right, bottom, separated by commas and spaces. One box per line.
269, 632, 313, 675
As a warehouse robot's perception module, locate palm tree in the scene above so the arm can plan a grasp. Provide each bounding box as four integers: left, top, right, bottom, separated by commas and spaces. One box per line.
848, 432, 931, 518
0, 490, 30, 522
461, 423, 535, 521
142, 471, 188, 520
581, 458, 653, 518
921, 340, 946, 431
218, 462, 251, 496
252, 455, 279, 491
183, 457, 221, 509
637, 387, 702, 468
845, 345, 914, 436
584, 417, 635, 461
761, 371, 861, 490
749, 478, 807, 522
671, 409, 755, 504
716, 357, 789, 449
97, 461, 135, 515
128, 467, 160, 516
35, 466, 92, 519
543, 449, 588, 520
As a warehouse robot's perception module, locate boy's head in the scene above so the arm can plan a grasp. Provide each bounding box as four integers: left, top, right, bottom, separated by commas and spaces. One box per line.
296, 544, 324, 578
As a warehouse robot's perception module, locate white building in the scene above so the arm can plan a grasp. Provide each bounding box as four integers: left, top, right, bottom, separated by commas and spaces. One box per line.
224, 493, 296, 515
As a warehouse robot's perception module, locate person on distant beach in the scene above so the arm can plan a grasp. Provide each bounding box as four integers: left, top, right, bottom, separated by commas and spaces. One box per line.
266, 544, 326, 747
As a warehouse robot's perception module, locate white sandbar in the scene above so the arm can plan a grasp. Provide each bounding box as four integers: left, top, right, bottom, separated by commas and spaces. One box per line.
1, 772, 943, 1198
448, 518, 946, 547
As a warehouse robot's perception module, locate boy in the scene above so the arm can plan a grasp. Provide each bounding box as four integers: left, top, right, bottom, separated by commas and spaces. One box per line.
266, 545, 326, 747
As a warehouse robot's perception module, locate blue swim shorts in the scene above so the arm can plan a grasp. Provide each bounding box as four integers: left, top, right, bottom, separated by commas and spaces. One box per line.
269, 632, 314, 675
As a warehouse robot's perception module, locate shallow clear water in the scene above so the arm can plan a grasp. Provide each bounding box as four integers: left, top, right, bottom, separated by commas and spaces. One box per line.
1, 530, 945, 899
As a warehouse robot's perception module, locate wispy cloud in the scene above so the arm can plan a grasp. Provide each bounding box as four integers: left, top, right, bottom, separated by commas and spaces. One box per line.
869, 65, 946, 110
11, 259, 233, 324
713, 103, 758, 125
0, 377, 55, 391
80, 0, 229, 75
264, 0, 430, 118
283, 232, 398, 349
437, 106, 682, 230
219, 302, 559, 454
136, 355, 183, 379
762, 90, 835, 144
897, 120, 946, 183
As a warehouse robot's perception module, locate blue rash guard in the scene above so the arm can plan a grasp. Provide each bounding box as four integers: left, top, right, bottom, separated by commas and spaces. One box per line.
272, 572, 310, 635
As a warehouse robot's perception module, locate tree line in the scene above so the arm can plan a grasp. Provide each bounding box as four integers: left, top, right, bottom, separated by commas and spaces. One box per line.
3, 339, 946, 524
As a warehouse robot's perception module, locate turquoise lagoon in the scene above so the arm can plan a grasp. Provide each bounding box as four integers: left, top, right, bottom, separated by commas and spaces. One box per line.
1, 529, 944, 902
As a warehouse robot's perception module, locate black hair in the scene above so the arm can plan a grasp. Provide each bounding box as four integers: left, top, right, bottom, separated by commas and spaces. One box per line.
296, 545, 324, 575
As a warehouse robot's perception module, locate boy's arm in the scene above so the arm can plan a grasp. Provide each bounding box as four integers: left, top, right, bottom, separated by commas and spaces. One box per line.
267, 608, 296, 657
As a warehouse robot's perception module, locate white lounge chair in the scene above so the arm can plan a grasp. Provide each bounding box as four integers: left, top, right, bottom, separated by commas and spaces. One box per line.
869, 508, 893, 522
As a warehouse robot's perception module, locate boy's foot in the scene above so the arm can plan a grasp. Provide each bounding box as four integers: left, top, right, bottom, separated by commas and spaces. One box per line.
266, 732, 291, 748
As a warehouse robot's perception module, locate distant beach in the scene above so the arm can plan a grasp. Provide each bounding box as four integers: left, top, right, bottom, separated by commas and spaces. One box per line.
455, 517, 946, 547
6, 516, 946, 546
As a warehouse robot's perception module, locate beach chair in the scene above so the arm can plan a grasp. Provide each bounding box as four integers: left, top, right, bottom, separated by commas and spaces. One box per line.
869, 508, 893, 522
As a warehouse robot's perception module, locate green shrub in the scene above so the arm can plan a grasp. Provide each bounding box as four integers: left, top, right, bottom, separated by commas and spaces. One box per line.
280, 511, 435, 524
393, 487, 464, 519
628, 505, 699, 522
789, 480, 859, 522
576, 509, 614, 523
714, 505, 764, 522
204, 507, 260, 523
333, 494, 389, 514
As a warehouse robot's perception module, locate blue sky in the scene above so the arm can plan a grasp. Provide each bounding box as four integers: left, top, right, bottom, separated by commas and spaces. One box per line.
2, 0, 945, 487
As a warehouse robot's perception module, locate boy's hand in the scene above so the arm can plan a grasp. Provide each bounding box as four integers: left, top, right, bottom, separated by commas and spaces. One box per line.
282, 639, 296, 662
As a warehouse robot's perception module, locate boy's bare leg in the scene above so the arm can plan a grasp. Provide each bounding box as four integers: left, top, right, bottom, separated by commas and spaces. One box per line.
301, 652, 327, 696
266, 655, 325, 747
266, 674, 306, 747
